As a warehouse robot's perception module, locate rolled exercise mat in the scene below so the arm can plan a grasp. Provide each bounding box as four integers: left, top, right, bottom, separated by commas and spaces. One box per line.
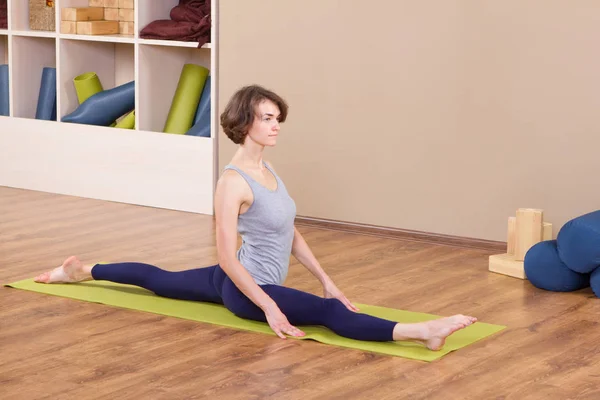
114, 110, 135, 129
5, 277, 507, 362
35, 67, 57, 121
73, 72, 103, 104
163, 63, 209, 134
185, 75, 211, 137
0, 64, 9, 116
62, 81, 135, 126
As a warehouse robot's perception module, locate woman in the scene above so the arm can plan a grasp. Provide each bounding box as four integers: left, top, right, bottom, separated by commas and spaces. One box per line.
34, 85, 477, 351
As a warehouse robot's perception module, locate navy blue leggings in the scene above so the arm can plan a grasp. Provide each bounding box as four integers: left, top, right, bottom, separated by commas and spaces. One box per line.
91, 262, 396, 341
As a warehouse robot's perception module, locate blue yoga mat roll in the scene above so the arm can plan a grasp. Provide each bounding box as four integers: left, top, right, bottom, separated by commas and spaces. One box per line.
186, 75, 211, 137
35, 67, 57, 121
62, 81, 135, 126
0, 64, 9, 116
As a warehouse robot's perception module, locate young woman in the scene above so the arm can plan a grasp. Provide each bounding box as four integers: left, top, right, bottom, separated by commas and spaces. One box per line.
34, 85, 477, 351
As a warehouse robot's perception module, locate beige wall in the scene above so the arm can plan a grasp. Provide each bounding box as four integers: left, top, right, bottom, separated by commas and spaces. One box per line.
217, 1, 600, 242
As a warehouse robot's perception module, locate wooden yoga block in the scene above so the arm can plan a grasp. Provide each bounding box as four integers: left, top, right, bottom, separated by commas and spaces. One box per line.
489, 253, 526, 280
119, 21, 134, 35
119, 8, 134, 22
77, 20, 119, 35
506, 216, 516, 255
60, 20, 77, 34
543, 222, 553, 241
515, 208, 543, 261
104, 0, 119, 8
88, 0, 105, 6
104, 8, 119, 21
119, 0, 134, 9
62, 7, 104, 21
507, 214, 552, 256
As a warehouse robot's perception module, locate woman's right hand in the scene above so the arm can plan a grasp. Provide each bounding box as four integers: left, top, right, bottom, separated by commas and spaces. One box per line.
264, 303, 305, 339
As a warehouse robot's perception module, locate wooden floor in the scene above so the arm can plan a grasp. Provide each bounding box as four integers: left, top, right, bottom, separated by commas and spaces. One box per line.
1, 186, 599, 399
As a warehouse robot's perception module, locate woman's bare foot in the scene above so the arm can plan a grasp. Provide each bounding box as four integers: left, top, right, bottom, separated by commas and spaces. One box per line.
33, 256, 93, 284
393, 314, 478, 351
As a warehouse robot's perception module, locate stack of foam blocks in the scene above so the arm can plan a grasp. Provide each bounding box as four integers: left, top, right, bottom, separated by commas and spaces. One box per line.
489, 208, 553, 279
60, 0, 134, 36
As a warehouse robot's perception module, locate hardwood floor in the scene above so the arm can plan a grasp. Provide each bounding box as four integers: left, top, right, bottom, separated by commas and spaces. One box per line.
1, 186, 599, 399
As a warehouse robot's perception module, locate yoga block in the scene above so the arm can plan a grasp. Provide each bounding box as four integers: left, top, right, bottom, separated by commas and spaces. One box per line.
29, 0, 56, 31
119, 0, 134, 9
104, 0, 118, 8
88, 0, 104, 6
524, 240, 590, 292
62, 7, 104, 21
60, 20, 77, 34
119, 21, 134, 35
489, 253, 526, 280
515, 208, 543, 261
77, 20, 119, 35
118, 8, 134, 22
557, 210, 600, 273
104, 8, 119, 21
543, 222, 553, 240
507, 216, 516, 255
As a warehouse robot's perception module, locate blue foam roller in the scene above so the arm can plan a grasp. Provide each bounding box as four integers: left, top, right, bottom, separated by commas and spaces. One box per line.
62, 81, 135, 126
0, 64, 9, 116
35, 67, 57, 121
556, 210, 600, 273
186, 75, 211, 137
524, 240, 590, 292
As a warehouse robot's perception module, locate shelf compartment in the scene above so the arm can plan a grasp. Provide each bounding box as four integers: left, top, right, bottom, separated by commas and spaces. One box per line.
0, 33, 6, 62
60, 0, 134, 39
14, 0, 56, 32
138, 43, 211, 136
11, 36, 56, 120
0, 33, 8, 116
59, 39, 134, 128
138, 0, 210, 48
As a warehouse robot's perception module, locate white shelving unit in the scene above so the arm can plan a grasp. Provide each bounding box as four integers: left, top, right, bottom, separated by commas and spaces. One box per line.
0, 0, 218, 215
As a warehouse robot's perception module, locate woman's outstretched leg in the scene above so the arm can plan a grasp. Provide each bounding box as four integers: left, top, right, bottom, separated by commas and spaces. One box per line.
34, 255, 223, 304
221, 279, 476, 350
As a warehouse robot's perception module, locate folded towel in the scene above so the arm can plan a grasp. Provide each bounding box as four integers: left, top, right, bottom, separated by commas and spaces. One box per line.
140, 0, 211, 48
0, 0, 7, 29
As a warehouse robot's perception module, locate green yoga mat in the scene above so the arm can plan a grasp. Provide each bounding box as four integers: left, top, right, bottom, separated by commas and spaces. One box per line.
4, 278, 506, 362
73, 72, 103, 104
163, 64, 209, 134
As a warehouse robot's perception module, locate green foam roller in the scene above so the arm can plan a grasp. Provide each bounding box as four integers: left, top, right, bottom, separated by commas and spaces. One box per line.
163, 64, 209, 134
115, 110, 135, 129
74, 72, 103, 104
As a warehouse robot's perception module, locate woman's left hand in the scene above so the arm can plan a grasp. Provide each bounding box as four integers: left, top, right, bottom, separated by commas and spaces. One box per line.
323, 280, 360, 312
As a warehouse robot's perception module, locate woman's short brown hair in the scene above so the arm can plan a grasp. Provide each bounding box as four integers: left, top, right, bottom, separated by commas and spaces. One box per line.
220, 85, 288, 144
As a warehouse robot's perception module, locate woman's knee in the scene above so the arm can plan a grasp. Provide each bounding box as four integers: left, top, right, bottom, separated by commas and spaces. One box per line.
323, 298, 351, 317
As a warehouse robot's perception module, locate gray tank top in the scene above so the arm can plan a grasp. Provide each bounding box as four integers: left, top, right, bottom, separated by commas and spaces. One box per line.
223, 162, 297, 285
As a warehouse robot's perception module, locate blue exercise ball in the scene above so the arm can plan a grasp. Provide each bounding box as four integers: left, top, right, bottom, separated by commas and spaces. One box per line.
524, 240, 590, 292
